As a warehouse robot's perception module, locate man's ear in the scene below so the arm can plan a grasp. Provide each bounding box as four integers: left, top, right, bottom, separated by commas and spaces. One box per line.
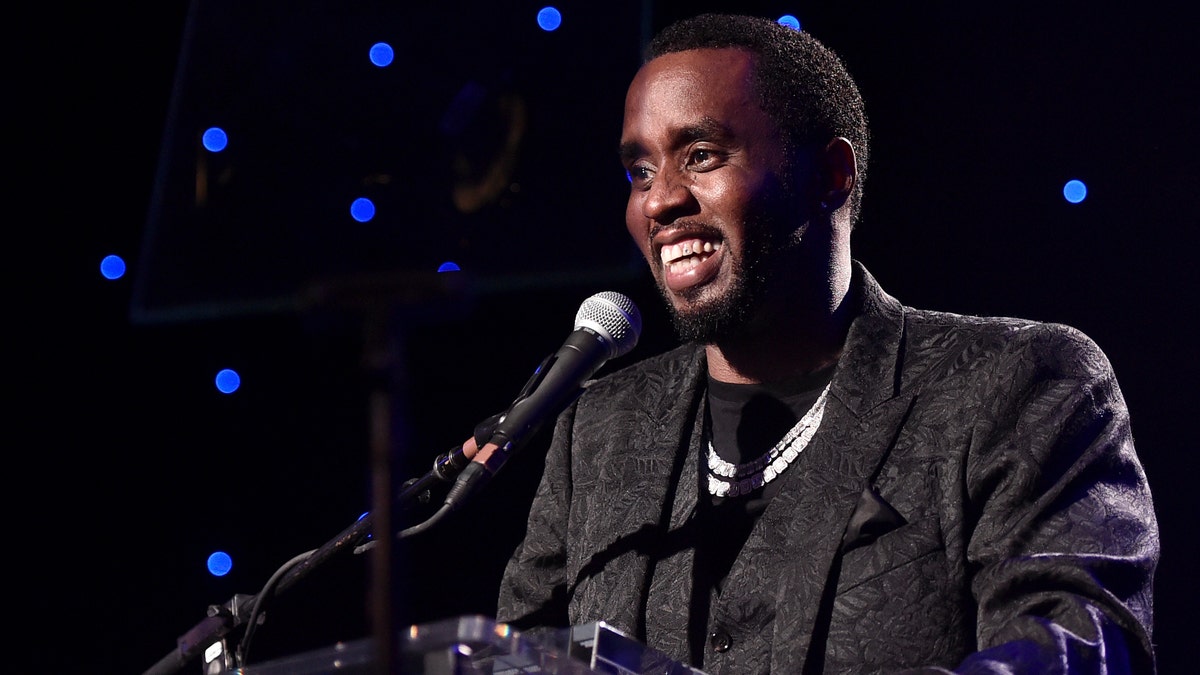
819, 137, 857, 211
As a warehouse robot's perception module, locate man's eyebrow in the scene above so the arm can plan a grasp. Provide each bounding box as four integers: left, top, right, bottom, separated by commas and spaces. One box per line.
618, 118, 733, 164
618, 141, 642, 164
679, 117, 732, 144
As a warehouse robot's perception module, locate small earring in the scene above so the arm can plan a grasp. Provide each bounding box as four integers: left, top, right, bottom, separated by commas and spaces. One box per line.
819, 200, 829, 211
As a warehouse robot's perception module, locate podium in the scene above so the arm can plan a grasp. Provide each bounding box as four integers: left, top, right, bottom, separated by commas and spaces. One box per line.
232, 615, 707, 675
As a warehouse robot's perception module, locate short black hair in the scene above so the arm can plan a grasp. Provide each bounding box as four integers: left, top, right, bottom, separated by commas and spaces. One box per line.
646, 13, 870, 224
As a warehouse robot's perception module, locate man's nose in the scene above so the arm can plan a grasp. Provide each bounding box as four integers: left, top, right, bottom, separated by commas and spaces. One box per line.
643, 169, 696, 222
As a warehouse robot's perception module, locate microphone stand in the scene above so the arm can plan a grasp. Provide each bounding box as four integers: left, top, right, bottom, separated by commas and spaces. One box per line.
139, 444, 475, 675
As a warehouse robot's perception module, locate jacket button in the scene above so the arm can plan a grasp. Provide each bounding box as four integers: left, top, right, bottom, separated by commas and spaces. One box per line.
709, 630, 731, 653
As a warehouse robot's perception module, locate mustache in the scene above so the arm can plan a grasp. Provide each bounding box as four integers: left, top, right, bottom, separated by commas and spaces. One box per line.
648, 220, 724, 241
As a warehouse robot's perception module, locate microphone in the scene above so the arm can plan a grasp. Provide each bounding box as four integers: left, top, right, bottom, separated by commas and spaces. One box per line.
444, 291, 642, 509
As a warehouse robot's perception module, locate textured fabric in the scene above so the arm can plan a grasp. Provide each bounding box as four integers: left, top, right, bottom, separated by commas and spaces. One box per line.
496, 262, 1158, 674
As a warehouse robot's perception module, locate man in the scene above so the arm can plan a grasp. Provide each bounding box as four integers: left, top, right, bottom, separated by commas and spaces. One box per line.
489, 13, 1158, 674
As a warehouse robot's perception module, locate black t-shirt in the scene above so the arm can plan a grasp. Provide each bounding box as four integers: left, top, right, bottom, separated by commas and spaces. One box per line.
688, 365, 835, 661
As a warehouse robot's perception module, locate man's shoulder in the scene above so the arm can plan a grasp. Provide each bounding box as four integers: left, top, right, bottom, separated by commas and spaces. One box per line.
901, 305, 1114, 381
856, 263, 1108, 369
601, 342, 701, 377
905, 305, 1040, 337
567, 343, 703, 426
584, 343, 703, 392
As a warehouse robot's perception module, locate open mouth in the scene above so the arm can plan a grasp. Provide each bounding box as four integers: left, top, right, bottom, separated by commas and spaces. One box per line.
657, 235, 724, 292
660, 237, 722, 273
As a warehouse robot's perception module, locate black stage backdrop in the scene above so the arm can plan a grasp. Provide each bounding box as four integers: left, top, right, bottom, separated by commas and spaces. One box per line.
16, 2, 1197, 673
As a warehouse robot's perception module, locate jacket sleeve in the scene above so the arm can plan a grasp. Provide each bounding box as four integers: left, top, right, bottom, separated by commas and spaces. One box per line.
916, 324, 1159, 674
495, 402, 577, 630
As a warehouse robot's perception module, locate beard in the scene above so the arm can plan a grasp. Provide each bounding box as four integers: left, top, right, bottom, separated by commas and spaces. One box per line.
660, 183, 801, 344
659, 237, 771, 344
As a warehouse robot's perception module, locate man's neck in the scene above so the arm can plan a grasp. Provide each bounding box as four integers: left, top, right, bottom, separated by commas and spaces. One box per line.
706, 331, 844, 385
706, 274, 855, 385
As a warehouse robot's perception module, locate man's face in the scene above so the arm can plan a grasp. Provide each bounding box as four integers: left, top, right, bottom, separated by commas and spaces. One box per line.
620, 48, 803, 343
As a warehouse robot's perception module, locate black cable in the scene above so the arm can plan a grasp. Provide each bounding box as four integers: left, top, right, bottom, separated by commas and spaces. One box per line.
235, 549, 317, 667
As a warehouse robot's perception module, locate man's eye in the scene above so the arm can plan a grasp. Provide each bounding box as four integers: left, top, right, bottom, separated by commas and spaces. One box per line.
627, 165, 653, 186
689, 148, 721, 169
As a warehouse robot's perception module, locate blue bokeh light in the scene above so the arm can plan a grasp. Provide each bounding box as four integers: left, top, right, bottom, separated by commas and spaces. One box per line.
537, 7, 562, 31
1063, 179, 1087, 204
778, 15, 801, 31
215, 368, 241, 394
207, 551, 233, 577
350, 197, 376, 222
202, 127, 228, 152
369, 42, 394, 67
100, 254, 126, 280
437, 262, 461, 272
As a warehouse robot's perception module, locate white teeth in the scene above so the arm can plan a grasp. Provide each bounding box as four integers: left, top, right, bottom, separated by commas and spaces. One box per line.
660, 237, 720, 265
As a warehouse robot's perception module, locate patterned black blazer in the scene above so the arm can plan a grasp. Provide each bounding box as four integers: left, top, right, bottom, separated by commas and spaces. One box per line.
497, 261, 1158, 674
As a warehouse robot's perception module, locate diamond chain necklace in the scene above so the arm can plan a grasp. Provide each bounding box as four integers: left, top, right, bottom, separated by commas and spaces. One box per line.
706, 383, 831, 498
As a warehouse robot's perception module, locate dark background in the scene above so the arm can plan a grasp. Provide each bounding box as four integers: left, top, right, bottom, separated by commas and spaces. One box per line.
19, 1, 1196, 673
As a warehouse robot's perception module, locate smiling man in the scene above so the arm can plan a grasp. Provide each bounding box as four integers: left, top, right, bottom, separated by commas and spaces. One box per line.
494, 13, 1158, 674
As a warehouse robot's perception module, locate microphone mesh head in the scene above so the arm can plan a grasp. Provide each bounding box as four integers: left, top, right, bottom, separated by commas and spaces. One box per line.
575, 291, 642, 358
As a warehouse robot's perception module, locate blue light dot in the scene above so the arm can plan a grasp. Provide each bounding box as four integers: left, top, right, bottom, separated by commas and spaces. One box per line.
207, 551, 233, 577
1063, 179, 1088, 204
537, 7, 562, 31
437, 262, 461, 272
100, 254, 126, 280
202, 127, 228, 152
778, 15, 801, 31
350, 197, 376, 222
369, 42, 394, 67
215, 368, 241, 394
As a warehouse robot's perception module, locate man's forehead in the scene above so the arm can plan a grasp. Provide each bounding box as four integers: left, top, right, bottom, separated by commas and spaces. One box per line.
628, 49, 758, 117
638, 47, 756, 85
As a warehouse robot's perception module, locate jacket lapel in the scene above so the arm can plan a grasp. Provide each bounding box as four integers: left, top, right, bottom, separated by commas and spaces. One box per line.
713, 262, 918, 673
764, 393, 915, 673
610, 346, 708, 661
